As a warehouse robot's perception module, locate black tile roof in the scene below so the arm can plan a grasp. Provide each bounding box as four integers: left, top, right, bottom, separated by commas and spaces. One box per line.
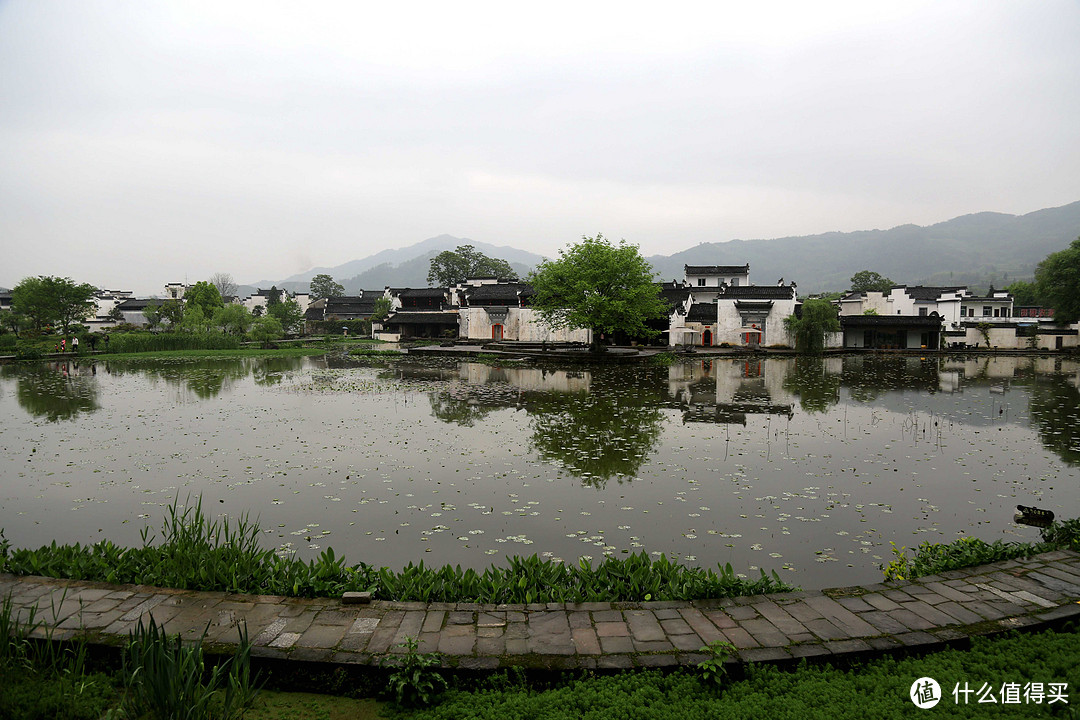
399, 288, 448, 298
684, 264, 749, 275
325, 297, 377, 316
686, 303, 716, 323
721, 286, 795, 299
467, 284, 524, 302
840, 315, 943, 328
116, 299, 157, 311
385, 311, 459, 325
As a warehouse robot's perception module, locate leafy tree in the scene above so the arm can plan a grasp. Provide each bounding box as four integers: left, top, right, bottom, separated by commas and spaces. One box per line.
107, 304, 124, 322
209, 272, 238, 299
1035, 237, 1080, 323
251, 305, 264, 318
0, 309, 24, 335
250, 316, 283, 347
266, 286, 282, 309
309, 274, 345, 299
213, 304, 254, 335
372, 297, 392, 322
268, 297, 304, 334
527, 234, 668, 350
159, 299, 185, 328
427, 245, 519, 286
179, 305, 211, 333
849, 270, 894, 294
143, 302, 162, 330
1004, 280, 1039, 306
784, 298, 840, 354
183, 281, 224, 318
12, 275, 99, 334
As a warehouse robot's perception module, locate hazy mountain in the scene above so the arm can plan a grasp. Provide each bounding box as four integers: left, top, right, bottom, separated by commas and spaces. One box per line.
648, 201, 1080, 293
245, 202, 1080, 295
245, 235, 544, 294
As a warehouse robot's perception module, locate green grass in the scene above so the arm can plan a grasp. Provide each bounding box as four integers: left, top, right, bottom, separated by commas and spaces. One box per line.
401, 627, 1080, 719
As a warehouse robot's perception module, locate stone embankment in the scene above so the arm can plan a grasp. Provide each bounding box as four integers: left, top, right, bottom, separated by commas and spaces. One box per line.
3, 550, 1078, 670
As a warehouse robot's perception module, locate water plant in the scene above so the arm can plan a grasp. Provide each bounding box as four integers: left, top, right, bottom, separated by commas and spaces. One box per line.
1, 495, 795, 603
121, 616, 260, 720
697, 639, 736, 688
381, 636, 447, 708
881, 517, 1080, 581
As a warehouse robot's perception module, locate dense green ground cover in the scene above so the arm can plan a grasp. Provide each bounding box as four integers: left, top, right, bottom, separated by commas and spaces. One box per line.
403, 628, 1080, 719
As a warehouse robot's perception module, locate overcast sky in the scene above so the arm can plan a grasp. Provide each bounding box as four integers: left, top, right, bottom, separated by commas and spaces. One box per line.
2, 1, 1078, 295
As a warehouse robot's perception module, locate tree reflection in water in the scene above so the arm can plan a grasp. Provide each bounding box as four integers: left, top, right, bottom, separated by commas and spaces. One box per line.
781, 357, 840, 413
8, 362, 100, 422
1028, 374, 1080, 466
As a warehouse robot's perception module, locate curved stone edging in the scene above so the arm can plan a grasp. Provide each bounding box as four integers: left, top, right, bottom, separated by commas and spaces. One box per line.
2, 549, 1078, 670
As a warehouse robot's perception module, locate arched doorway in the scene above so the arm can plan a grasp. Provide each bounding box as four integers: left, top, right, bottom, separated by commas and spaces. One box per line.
702, 328, 712, 346
492, 323, 504, 341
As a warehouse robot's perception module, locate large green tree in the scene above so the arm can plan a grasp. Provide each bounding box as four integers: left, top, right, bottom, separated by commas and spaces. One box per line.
309, 274, 345, 299
849, 270, 894, 294
527, 234, 668, 350
183, 281, 224, 318
213, 304, 254, 335
250, 316, 283, 347
784, 298, 840, 354
1035, 237, 1080, 323
427, 245, 519, 286
268, 297, 304, 334
159, 299, 185, 328
12, 275, 98, 334
1004, 280, 1040, 306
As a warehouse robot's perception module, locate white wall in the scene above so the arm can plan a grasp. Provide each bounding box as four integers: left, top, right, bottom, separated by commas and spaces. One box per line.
458, 307, 591, 344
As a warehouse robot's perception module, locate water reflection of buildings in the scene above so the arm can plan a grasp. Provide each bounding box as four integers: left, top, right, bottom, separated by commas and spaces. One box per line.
938, 356, 1080, 393
666, 358, 796, 424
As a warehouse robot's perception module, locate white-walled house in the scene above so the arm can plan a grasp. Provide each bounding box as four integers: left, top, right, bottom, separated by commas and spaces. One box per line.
716, 284, 798, 347
683, 264, 750, 303
668, 282, 799, 348
456, 282, 591, 344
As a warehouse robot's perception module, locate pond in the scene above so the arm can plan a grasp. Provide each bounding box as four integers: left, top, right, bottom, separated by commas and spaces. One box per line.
1, 352, 1078, 590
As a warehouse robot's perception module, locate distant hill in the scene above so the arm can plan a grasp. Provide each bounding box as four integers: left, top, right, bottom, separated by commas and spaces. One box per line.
246, 202, 1080, 295
245, 235, 543, 295
647, 201, 1080, 293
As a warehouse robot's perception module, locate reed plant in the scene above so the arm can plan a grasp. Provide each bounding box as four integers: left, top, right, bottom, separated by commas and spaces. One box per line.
121, 616, 260, 720
105, 332, 241, 354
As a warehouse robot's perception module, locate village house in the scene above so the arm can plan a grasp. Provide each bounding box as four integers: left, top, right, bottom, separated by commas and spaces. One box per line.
455, 279, 591, 344
667, 263, 800, 348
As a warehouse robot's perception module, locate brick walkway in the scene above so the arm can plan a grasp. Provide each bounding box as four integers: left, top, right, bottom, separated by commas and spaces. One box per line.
3, 550, 1079, 670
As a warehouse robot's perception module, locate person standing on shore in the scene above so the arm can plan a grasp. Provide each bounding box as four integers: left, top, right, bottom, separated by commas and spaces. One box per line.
60, 338, 66, 353
72, 336, 79, 354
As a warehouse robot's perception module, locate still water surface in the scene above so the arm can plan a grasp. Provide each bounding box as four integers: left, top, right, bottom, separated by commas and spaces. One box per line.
1, 353, 1077, 589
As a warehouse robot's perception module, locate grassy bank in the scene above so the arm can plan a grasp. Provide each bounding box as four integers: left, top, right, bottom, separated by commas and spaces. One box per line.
402, 625, 1080, 719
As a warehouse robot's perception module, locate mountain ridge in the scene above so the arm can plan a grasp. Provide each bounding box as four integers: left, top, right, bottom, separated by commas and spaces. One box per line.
242, 201, 1080, 295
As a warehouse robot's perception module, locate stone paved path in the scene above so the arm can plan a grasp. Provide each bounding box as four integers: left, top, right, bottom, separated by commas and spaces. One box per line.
3, 550, 1079, 670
